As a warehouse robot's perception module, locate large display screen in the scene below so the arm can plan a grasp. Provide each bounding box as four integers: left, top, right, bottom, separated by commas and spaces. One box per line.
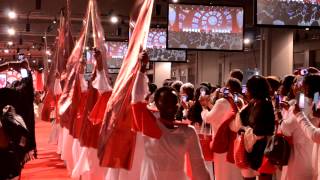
257, 0, 320, 27
105, 41, 128, 68
168, 4, 244, 50
147, 28, 186, 62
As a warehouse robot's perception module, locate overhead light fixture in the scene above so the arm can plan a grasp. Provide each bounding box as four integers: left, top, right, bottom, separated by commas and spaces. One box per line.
7, 10, 17, 19
7, 27, 16, 36
110, 16, 119, 24
48, 59, 52, 62
172, 0, 179, 3
305, 28, 310, 31
33, 60, 36, 63
7, 41, 13, 46
244, 38, 251, 45
46, 50, 51, 56
4, 49, 9, 54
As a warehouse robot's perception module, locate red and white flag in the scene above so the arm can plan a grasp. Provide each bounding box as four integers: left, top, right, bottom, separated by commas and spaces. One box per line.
98, 0, 154, 169
42, 2, 74, 122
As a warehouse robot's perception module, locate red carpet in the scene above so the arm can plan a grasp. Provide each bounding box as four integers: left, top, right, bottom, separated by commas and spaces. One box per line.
21, 121, 71, 180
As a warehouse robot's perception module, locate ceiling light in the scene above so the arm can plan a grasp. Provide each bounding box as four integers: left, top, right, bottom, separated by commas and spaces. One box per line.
110, 16, 119, 24
305, 28, 310, 31
48, 59, 52, 62
7, 10, 17, 19
7, 27, 16, 36
172, 0, 179, 3
7, 41, 13, 46
244, 38, 251, 45
33, 60, 36, 63
4, 49, 9, 54
46, 50, 51, 56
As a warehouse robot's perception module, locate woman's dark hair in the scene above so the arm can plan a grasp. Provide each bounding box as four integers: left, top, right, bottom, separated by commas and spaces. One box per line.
171, 80, 183, 93
148, 83, 157, 94
162, 79, 173, 87
280, 75, 295, 97
247, 75, 271, 100
230, 69, 244, 82
303, 74, 320, 98
154, 86, 178, 105
199, 82, 212, 92
180, 83, 195, 101
194, 86, 210, 101
226, 78, 242, 94
266, 76, 281, 93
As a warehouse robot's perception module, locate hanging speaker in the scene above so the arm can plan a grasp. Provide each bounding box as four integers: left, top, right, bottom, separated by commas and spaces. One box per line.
117, 27, 122, 36
155, 4, 161, 16
19, 37, 23, 45
26, 23, 31, 32
36, 0, 41, 10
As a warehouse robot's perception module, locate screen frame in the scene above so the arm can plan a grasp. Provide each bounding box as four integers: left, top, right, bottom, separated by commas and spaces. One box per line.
166, 2, 245, 52
254, 0, 320, 29
148, 28, 188, 63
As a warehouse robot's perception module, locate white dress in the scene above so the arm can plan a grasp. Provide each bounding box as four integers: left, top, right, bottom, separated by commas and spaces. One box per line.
202, 98, 242, 180
140, 120, 211, 180
296, 112, 320, 180
280, 100, 315, 180
72, 70, 112, 179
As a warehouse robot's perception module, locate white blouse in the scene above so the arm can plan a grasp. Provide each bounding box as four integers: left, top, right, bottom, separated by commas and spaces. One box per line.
141, 121, 211, 180
296, 112, 320, 180
280, 100, 315, 180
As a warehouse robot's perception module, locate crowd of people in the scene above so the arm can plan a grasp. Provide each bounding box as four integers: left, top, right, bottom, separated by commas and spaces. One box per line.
168, 31, 243, 50
257, 0, 320, 26
146, 48, 186, 62
1, 50, 320, 180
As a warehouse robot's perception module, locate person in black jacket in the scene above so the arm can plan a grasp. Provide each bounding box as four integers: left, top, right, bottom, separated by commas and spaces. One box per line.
0, 105, 30, 179
240, 75, 275, 180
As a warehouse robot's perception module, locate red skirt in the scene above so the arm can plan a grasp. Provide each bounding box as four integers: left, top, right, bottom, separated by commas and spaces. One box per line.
79, 87, 100, 148
89, 91, 112, 125
71, 92, 88, 139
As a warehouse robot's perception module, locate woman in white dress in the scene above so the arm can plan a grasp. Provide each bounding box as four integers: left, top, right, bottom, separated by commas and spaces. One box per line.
280, 74, 316, 180
292, 73, 320, 180
140, 86, 211, 180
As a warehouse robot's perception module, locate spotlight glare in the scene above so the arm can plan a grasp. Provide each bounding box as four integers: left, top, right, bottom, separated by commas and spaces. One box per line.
46, 50, 51, 56
244, 38, 251, 45
7, 28, 16, 36
7, 41, 13, 46
110, 16, 119, 24
8, 10, 17, 19
4, 49, 9, 54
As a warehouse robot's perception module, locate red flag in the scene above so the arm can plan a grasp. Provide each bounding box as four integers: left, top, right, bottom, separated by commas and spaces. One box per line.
42, 1, 74, 122
58, 2, 91, 128
98, 0, 154, 169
